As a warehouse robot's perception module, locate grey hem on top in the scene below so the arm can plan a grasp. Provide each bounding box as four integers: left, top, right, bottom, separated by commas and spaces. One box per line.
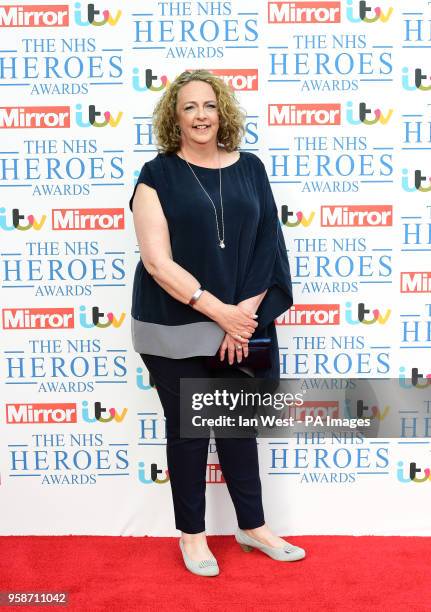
131, 317, 226, 359
131, 317, 255, 377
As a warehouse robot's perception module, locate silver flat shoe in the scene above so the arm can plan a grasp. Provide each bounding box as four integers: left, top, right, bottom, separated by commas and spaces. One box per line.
179, 538, 220, 576
235, 528, 306, 561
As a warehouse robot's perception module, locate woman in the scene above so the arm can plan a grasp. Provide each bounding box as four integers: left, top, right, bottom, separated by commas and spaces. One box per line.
129, 69, 305, 576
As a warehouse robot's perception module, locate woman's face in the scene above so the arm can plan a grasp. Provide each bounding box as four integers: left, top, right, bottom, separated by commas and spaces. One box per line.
175, 80, 219, 148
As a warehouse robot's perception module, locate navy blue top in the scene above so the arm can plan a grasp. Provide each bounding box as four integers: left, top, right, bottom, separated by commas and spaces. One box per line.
129, 150, 293, 343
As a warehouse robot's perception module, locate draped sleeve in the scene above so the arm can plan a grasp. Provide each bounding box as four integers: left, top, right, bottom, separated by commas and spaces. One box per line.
236, 158, 293, 328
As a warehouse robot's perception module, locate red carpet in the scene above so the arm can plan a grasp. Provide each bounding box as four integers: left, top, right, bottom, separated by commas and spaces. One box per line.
0, 536, 429, 611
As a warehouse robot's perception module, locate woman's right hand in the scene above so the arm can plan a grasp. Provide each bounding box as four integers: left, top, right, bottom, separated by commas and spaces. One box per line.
214, 304, 258, 342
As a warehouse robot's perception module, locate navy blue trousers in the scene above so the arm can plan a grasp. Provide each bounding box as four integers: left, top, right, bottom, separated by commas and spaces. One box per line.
139, 352, 266, 534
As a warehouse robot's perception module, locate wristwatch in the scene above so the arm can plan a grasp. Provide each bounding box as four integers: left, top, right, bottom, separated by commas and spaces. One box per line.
189, 287, 204, 306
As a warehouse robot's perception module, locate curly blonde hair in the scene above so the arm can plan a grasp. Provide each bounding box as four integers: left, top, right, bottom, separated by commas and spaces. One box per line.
152, 69, 247, 154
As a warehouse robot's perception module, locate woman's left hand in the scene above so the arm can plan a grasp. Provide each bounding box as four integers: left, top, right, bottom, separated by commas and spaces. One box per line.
219, 333, 249, 365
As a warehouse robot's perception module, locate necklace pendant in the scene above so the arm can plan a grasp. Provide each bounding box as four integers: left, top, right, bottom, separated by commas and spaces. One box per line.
220, 240, 225, 249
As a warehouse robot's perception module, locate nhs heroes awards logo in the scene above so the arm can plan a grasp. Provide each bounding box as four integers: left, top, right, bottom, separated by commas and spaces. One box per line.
0, 137, 124, 198
0, 106, 124, 196
0, 240, 125, 296
276, 303, 391, 376
3, 338, 127, 392
276, 209, 392, 375
0, 5, 123, 95
132, 2, 257, 59
6, 431, 129, 485
277, 331, 390, 376
267, 2, 393, 93
288, 233, 392, 295
267, 431, 389, 484
268, 107, 393, 193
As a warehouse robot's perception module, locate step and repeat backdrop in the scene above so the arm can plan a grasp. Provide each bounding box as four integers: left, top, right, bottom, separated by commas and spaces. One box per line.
1, 1, 430, 536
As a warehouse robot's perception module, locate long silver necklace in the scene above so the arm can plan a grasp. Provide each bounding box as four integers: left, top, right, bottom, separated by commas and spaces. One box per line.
180, 150, 226, 249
